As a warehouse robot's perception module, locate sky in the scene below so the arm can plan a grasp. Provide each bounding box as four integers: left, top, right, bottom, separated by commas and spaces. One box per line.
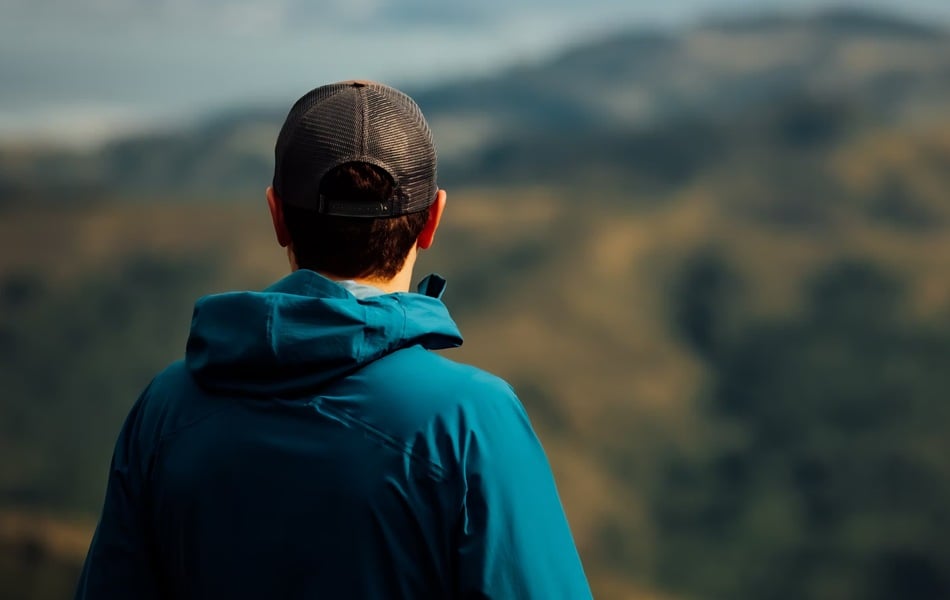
1, 0, 948, 146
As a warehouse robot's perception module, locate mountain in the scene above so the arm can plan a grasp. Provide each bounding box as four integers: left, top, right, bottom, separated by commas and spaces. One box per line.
417, 7, 950, 176
3, 8, 949, 202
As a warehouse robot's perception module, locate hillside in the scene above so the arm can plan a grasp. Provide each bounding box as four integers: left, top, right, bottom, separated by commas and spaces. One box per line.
2, 8, 950, 600
3, 8, 950, 199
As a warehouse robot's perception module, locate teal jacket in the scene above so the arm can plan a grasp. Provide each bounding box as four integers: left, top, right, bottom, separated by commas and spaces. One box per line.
76, 270, 592, 599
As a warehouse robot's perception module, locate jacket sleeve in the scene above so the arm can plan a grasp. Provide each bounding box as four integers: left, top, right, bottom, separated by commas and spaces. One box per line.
75, 388, 162, 600
454, 387, 593, 599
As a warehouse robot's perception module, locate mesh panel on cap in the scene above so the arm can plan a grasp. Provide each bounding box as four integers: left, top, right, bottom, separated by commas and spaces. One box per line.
273, 81, 437, 217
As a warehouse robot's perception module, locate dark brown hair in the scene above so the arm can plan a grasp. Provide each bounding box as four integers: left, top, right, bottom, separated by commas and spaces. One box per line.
282, 162, 430, 279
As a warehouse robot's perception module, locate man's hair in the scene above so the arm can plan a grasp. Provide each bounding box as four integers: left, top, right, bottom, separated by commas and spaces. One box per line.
283, 162, 430, 280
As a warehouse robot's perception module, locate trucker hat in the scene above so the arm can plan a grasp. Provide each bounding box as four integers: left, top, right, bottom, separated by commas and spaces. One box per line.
272, 80, 438, 218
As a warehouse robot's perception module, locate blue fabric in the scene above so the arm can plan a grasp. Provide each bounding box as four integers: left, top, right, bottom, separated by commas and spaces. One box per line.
76, 270, 592, 599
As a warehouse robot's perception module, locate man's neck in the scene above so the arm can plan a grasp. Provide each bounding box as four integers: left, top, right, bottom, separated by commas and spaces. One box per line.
315, 262, 415, 295
289, 246, 417, 294
327, 273, 409, 295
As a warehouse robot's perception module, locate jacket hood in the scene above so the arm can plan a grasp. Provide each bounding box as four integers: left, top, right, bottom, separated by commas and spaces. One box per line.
185, 270, 462, 396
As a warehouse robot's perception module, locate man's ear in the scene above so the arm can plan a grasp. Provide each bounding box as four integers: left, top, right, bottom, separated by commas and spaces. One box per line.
417, 189, 446, 250
266, 186, 292, 248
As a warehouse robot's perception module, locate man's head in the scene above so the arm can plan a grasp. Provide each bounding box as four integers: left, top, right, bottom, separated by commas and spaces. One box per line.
266, 80, 445, 285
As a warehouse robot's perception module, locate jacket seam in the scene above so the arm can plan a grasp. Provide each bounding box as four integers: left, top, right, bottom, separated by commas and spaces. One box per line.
155, 405, 233, 451
398, 298, 409, 342
310, 399, 447, 482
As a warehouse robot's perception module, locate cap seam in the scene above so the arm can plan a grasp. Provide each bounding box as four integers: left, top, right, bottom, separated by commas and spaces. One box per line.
359, 87, 368, 157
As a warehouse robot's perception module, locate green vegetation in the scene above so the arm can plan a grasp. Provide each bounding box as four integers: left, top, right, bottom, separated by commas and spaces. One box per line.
659, 261, 950, 599
0, 256, 216, 513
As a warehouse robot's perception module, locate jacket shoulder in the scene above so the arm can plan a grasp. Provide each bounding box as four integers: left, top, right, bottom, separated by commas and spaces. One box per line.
360, 345, 521, 416
322, 346, 527, 474
133, 360, 225, 447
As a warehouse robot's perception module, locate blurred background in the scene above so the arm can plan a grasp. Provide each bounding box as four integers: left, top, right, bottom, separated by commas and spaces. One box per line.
2, 0, 950, 598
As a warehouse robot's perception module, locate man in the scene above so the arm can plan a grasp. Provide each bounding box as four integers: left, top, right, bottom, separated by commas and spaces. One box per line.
76, 80, 592, 599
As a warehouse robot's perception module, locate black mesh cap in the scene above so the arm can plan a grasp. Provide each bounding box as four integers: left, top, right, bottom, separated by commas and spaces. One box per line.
272, 80, 438, 217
